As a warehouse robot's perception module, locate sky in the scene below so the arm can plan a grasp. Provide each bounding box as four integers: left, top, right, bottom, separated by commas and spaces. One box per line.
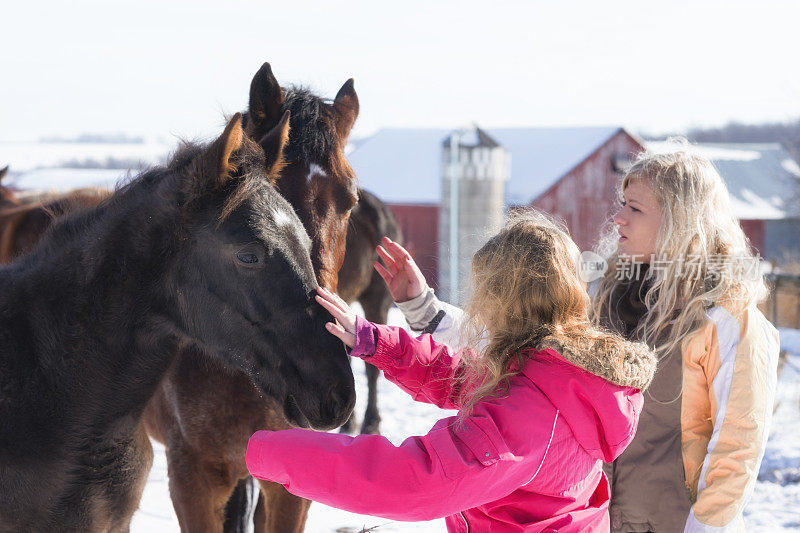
1, 0, 799, 143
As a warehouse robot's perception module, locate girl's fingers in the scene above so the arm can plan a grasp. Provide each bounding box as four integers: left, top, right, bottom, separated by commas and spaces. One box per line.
325, 322, 355, 348
316, 290, 349, 319
379, 238, 405, 261
383, 240, 424, 282
383, 238, 412, 261
375, 246, 399, 275
316, 289, 355, 330
315, 294, 344, 320
373, 261, 392, 285
326, 287, 350, 309
318, 286, 344, 306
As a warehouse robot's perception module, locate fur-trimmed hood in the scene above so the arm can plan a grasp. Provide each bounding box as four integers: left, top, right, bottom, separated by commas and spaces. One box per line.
518, 341, 655, 463
538, 335, 657, 391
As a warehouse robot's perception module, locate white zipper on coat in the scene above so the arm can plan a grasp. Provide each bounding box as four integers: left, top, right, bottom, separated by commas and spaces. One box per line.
522, 410, 559, 486
459, 511, 469, 532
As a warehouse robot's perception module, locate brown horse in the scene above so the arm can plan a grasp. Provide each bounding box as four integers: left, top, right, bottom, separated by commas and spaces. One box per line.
337, 188, 402, 435
0, 183, 402, 532
0, 113, 356, 532
0, 64, 399, 531
141, 63, 363, 533
0, 180, 108, 262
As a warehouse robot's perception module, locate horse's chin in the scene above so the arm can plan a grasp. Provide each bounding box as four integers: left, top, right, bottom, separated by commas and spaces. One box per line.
283, 394, 313, 429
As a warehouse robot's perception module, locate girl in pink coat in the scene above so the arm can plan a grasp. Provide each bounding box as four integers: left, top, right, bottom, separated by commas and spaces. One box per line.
246, 211, 656, 532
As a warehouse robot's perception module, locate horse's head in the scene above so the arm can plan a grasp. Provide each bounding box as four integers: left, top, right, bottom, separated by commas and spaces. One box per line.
243, 63, 359, 290
170, 113, 355, 429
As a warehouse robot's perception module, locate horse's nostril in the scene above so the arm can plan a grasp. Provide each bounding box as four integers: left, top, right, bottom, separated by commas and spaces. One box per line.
327, 387, 355, 421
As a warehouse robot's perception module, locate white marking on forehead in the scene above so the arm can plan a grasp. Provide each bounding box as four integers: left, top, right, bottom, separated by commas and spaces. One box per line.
272, 207, 293, 227
305, 163, 328, 183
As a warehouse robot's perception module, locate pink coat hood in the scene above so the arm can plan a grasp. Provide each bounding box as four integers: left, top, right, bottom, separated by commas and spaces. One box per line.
246, 320, 655, 532
519, 347, 652, 463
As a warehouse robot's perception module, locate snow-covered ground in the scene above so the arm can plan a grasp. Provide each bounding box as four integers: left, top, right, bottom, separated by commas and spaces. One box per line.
747, 328, 800, 531
131, 310, 800, 532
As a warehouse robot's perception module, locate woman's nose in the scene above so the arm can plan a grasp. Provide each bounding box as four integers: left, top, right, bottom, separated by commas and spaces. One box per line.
613, 211, 626, 226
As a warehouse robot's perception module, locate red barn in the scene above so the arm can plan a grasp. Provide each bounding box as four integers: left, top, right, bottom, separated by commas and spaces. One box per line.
386, 203, 440, 291
349, 127, 644, 291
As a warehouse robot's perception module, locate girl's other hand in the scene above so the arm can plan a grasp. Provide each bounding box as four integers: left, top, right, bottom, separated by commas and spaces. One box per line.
315, 287, 357, 348
374, 237, 428, 303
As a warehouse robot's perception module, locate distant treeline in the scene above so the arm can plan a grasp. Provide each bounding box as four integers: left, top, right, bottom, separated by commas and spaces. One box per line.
651, 117, 800, 162
39, 133, 145, 144
59, 157, 157, 170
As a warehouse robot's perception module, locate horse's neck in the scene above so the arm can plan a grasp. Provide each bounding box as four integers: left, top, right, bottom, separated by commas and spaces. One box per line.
0, 183, 183, 427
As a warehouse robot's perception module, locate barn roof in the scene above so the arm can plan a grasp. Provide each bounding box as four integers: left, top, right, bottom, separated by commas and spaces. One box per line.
347, 126, 624, 204
645, 142, 800, 220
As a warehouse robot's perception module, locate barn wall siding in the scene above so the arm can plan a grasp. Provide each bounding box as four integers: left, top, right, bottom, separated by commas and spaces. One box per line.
763, 218, 800, 262
387, 204, 440, 291
740, 219, 766, 257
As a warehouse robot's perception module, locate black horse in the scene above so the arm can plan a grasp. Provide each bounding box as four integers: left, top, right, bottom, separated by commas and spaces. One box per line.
144, 63, 364, 533
337, 188, 403, 435
0, 113, 355, 532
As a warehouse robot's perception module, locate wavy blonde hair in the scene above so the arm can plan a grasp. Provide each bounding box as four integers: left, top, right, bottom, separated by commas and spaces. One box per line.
457, 209, 634, 415
591, 139, 769, 358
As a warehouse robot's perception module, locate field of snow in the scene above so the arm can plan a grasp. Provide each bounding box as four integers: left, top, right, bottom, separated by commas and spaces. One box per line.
131, 309, 800, 532
747, 328, 800, 531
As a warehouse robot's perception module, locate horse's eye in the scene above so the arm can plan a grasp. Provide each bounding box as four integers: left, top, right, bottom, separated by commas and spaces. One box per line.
236, 252, 259, 264
232, 243, 267, 270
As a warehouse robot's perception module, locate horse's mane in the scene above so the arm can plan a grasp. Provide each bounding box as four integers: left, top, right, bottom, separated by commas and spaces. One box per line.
281, 86, 342, 170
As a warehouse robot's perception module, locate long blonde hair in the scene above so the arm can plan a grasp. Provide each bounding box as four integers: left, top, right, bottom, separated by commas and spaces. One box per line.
591, 139, 769, 357
457, 209, 634, 414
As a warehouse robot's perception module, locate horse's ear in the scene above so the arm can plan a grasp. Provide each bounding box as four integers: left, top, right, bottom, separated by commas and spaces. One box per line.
332, 78, 359, 140
0, 166, 8, 184
246, 62, 284, 140
202, 113, 244, 188
258, 110, 291, 183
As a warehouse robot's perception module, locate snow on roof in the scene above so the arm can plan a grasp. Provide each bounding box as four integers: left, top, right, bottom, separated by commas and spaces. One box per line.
645, 141, 800, 220
347, 128, 450, 204
488, 127, 621, 203
347, 126, 622, 204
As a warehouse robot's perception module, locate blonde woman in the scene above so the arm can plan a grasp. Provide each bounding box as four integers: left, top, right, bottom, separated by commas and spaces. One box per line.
245, 213, 656, 531
591, 142, 780, 532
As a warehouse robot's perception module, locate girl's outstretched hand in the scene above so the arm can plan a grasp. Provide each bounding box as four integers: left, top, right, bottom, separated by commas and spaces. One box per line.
315, 287, 356, 348
374, 237, 428, 303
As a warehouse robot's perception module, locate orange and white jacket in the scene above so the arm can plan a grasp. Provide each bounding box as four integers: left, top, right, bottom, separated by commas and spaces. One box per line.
678, 304, 779, 532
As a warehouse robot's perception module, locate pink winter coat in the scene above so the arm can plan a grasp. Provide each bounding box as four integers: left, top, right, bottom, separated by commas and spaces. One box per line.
246, 318, 655, 532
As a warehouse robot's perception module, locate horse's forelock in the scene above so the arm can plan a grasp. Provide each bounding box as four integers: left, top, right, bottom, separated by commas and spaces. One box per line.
280, 88, 356, 193
281, 88, 338, 167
